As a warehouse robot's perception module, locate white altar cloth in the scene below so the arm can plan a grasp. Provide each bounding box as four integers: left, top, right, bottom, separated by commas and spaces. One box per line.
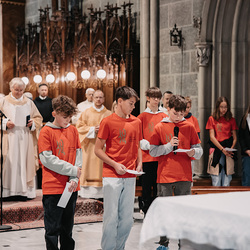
140, 192, 250, 250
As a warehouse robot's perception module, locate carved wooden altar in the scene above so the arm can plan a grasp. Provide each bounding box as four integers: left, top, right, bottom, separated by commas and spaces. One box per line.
16, 0, 139, 109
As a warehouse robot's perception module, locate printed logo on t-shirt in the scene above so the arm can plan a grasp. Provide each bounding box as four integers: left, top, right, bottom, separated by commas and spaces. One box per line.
56, 139, 66, 155
148, 122, 154, 133
166, 133, 173, 143
118, 129, 126, 144
217, 123, 222, 132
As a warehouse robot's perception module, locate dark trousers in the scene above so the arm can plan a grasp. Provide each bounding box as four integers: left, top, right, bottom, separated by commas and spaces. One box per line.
42, 191, 77, 250
37, 168, 42, 189
139, 161, 158, 214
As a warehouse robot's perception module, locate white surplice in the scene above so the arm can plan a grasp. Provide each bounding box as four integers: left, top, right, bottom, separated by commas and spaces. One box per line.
0, 94, 42, 198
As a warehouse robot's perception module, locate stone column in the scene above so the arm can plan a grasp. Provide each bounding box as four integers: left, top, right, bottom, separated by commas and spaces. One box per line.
195, 42, 212, 176
150, 0, 159, 87
140, 0, 150, 111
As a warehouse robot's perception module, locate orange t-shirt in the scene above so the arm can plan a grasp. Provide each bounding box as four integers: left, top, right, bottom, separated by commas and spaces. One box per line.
185, 115, 200, 133
38, 125, 81, 195
206, 116, 238, 142
98, 113, 142, 178
150, 120, 201, 183
138, 111, 167, 162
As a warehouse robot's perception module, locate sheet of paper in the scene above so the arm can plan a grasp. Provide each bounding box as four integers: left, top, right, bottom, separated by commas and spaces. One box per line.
126, 169, 145, 175
173, 148, 192, 153
57, 182, 73, 208
224, 147, 237, 151
14, 106, 27, 126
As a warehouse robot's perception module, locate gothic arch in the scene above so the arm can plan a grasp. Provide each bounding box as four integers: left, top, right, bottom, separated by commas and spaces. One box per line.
201, 0, 249, 117
197, 0, 250, 175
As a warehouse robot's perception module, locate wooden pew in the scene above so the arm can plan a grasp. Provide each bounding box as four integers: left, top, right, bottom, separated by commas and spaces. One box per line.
135, 177, 249, 196
191, 186, 250, 195
136, 185, 250, 196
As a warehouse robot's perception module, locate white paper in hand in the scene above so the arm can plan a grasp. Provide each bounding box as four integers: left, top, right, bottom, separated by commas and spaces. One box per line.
173, 148, 192, 153
224, 147, 237, 152
126, 169, 145, 175
57, 182, 73, 208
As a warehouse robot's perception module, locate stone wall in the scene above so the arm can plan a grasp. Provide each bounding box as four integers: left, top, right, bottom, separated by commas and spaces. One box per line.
159, 0, 206, 176
25, 0, 51, 24
159, 0, 205, 119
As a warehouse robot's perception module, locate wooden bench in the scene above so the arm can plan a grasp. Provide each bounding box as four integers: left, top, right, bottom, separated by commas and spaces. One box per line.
191, 186, 250, 195
135, 176, 250, 197
135, 185, 250, 196
193, 177, 242, 186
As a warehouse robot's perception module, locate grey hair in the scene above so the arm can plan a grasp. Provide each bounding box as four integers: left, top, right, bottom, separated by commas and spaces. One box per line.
86, 88, 95, 94
9, 77, 26, 90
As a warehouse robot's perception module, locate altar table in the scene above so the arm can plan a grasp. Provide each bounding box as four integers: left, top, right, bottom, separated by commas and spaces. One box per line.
140, 192, 250, 250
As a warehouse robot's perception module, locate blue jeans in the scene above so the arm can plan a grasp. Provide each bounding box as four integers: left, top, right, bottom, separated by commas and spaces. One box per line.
211, 153, 232, 186
101, 177, 136, 250
242, 156, 250, 186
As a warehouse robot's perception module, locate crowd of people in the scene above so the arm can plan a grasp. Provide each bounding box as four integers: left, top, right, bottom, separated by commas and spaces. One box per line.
0, 77, 249, 250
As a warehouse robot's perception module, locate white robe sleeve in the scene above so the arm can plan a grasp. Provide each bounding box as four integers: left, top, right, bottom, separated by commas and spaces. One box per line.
2, 118, 8, 131
30, 120, 36, 131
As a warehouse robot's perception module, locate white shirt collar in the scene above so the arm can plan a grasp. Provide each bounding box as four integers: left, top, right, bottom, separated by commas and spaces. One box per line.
161, 116, 185, 123
144, 107, 163, 114
39, 96, 47, 100
11, 93, 23, 101
93, 104, 104, 112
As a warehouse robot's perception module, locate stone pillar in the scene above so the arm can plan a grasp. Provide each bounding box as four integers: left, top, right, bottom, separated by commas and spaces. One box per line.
150, 0, 159, 87
195, 42, 212, 176
140, 0, 150, 111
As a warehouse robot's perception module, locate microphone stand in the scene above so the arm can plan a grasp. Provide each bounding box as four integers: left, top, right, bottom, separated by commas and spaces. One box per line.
0, 110, 12, 230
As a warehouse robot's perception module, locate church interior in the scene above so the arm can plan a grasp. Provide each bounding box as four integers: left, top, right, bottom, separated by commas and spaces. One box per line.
0, 0, 250, 249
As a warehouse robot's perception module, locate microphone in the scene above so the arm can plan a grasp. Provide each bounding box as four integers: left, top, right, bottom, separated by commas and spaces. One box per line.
173, 126, 179, 154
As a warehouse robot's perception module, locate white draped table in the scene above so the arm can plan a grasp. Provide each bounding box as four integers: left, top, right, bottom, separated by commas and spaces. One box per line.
140, 192, 250, 250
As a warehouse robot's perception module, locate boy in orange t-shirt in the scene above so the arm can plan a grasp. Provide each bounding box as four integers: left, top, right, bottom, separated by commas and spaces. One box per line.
95, 86, 142, 250
138, 87, 167, 214
150, 95, 203, 248
184, 96, 201, 178
38, 95, 82, 250
184, 96, 200, 137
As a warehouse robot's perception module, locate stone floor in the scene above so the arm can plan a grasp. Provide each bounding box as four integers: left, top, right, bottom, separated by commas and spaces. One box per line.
0, 200, 180, 250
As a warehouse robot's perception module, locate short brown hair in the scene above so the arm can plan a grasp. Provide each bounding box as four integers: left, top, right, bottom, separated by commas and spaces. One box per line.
185, 96, 192, 105
145, 87, 162, 99
163, 90, 173, 96
115, 86, 139, 102
52, 95, 77, 117
168, 95, 186, 112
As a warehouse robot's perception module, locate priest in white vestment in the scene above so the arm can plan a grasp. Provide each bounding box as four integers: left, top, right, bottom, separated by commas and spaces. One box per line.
76, 90, 111, 198
0, 77, 42, 200
71, 88, 95, 124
